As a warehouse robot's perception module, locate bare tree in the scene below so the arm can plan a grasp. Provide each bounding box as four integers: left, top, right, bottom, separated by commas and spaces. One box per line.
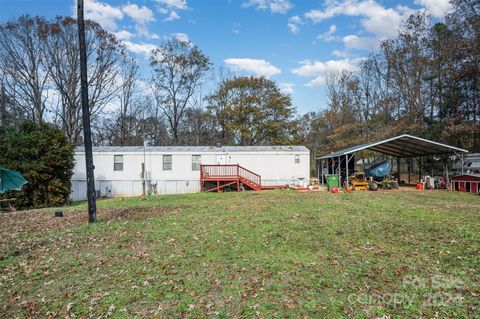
0, 81, 6, 127
0, 69, 7, 127
150, 39, 210, 144
0, 16, 50, 122
43, 17, 124, 144
115, 56, 145, 145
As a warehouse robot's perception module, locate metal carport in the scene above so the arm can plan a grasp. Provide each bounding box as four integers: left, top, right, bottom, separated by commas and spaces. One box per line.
316, 134, 468, 188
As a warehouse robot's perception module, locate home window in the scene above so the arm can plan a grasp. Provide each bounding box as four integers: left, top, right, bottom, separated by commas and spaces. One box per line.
114, 155, 123, 171
295, 155, 300, 164
192, 155, 201, 171
163, 155, 172, 171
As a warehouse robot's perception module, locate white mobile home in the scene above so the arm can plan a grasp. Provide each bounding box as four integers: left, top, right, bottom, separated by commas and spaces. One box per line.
71, 145, 310, 200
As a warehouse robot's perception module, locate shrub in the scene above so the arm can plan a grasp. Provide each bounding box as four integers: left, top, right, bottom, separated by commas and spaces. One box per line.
0, 121, 75, 208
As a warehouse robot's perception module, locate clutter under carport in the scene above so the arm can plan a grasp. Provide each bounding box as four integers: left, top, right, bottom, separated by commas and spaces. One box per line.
316, 134, 468, 192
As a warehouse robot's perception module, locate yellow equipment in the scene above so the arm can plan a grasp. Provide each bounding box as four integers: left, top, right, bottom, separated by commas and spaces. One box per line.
348, 172, 372, 191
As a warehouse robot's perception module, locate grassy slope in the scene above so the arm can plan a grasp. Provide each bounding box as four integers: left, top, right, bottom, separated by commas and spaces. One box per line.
0, 190, 479, 318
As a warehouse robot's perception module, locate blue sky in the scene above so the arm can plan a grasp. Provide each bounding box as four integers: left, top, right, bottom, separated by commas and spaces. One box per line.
0, 0, 451, 114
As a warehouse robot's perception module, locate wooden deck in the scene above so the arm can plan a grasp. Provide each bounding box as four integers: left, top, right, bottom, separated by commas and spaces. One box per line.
200, 164, 261, 192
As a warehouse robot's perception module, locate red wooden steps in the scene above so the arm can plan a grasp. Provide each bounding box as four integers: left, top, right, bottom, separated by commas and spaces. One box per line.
200, 164, 262, 192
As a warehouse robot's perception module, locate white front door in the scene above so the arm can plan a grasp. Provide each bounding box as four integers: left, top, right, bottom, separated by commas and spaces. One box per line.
216, 155, 226, 164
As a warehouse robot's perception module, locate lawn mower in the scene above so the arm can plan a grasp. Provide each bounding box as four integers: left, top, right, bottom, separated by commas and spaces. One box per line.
347, 161, 399, 191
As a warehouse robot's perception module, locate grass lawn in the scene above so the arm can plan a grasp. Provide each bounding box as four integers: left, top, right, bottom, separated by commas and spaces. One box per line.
1, 190, 479, 318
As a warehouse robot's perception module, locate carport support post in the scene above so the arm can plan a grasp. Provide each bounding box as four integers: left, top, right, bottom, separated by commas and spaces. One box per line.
461, 153, 464, 174
408, 158, 411, 185
320, 160, 324, 186
345, 154, 349, 189
317, 160, 320, 180
419, 157, 422, 181
397, 157, 401, 182
337, 156, 341, 188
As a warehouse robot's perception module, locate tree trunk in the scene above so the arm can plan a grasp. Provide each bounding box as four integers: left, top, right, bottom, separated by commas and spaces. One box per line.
78, 0, 97, 223
0, 84, 6, 127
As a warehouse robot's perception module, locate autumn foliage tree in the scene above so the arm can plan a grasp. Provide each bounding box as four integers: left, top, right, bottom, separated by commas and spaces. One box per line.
207, 76, 296, 146
0, 121, 74, 208
302, 1, 480, 158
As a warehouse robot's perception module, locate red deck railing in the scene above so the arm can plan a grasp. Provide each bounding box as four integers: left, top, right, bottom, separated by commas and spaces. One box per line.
238, 165, 261, 186
200, 164, 261, 187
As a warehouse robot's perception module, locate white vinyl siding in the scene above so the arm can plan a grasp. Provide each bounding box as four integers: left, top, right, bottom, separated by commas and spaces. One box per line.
71, 148, 311, 200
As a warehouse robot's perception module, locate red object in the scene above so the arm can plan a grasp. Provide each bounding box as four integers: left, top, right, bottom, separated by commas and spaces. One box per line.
331, 187, 339, 193
451, 175, 480, 193
200, 164, 262, 192
416, 184, 423, 190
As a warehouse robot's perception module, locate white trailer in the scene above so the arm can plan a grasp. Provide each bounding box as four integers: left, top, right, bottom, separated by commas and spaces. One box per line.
71, 145, 310, 200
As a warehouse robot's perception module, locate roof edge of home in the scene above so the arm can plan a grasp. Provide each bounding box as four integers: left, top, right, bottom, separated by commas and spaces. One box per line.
74, 145, 310, 153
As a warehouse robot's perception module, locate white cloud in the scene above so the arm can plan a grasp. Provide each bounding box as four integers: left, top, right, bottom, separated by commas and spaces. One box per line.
287, 15, 302, 33
172, 32, 189, 43
317, 24, 337, 41
332, 50, 349, 58
415, 0, 452, 18
155, 0, 188, 10
120, 3, 159, 39
343, 34, 380, 51
279, 83, 294, 94
242, 0, 293, 14
363, 9, 406, 37
232, 23, 241, 34
157, 6, 168, 14
135, 25, 160, 39
123, 41, 158, 57
224, 58, 281, 77
164, 10, 180, 21
155, 0, 187, 21
114, 30, 134, 41
292, 59, 359, 87
305, 0, 412, 38
83, 0, 123, 31
269, 0, 293, 13
122, 3, 154, 25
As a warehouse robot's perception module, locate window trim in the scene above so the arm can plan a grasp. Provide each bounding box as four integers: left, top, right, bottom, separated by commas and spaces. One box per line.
295, 154, 300, 164
114, 155, 124, 171
192, 154, 201, 171
163, 154, 172, 171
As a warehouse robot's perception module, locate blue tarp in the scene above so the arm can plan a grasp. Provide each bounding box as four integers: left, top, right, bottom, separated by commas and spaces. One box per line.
366, 161, 392, 179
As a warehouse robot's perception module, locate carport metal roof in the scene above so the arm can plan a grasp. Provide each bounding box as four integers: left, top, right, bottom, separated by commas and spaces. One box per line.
317, 134, 468, 159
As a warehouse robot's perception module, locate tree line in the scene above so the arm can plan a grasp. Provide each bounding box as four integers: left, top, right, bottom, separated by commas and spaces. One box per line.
0, 15, 296, 148
299, 0, 480, 156
0, 0, 479, 160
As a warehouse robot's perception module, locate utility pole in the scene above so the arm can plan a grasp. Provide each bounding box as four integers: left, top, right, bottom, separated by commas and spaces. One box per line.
142, 139, 147, 196
78, 0, 97, 223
